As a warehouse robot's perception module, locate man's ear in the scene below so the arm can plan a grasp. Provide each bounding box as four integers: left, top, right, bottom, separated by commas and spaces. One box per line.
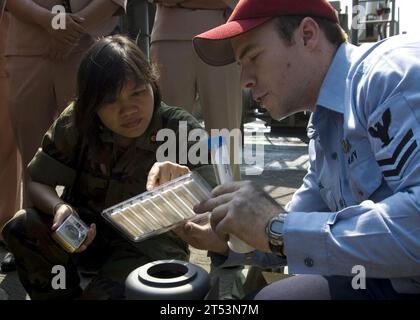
298, 17, 320, 49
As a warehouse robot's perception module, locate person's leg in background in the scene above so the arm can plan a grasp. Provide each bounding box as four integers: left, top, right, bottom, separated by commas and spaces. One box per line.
53, 51, 84, 118
4, 52, 82, 274
150, 40, 196, 112
7, 56, 56, 209
7, 52, 82, 209
196, 54, 242, 179
0, 12, 22, 273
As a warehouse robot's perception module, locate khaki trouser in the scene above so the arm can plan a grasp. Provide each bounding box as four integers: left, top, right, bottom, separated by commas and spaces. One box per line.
0, 13, 21, 233
151, 40, 242, 179
6, 53, 84, 207
151, 40, 242, 133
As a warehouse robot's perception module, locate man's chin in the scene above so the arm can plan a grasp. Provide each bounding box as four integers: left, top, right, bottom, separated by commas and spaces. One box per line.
266, 109, 286, 122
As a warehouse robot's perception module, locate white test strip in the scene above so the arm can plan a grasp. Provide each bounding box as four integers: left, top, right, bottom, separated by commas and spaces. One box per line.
161, 189, 186, 217
131, 202, 161, 231
119, 208, 144, 235
172, 185, 196, 209
154, 194, 183, 224
180, 181, 201, 205
149, 196, 174, 227
160, 190, 185, 220
110, 211, 138, 238
126, 206, 153, 234
141, 198, 168, 228
168, 189, 195, 218
184, 179, 209, 202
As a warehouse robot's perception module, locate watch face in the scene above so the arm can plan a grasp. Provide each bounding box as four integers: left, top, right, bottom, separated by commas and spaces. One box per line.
270, 220, 284, 235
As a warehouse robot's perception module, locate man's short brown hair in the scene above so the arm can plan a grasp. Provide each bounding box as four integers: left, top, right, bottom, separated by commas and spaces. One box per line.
275, 16, 348, 47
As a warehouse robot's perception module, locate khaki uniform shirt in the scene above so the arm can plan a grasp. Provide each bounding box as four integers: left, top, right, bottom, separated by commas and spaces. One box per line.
151, 1, 238, 42
5, 0, 127, 56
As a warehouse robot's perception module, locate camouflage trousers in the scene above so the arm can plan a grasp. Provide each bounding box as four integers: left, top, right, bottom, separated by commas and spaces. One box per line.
1, 208, 189, 300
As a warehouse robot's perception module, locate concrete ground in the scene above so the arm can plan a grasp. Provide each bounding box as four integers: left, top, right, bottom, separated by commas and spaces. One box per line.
0, 119, 309, 300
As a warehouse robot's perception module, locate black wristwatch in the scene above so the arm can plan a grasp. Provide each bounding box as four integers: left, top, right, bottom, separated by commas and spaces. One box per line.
265, 213, 287, 257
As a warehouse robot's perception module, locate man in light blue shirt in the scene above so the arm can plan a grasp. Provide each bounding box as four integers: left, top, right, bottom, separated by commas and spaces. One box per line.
174, 0, 420, 299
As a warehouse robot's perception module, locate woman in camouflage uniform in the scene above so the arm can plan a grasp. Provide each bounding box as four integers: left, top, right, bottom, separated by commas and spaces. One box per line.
1, 35, 210, 300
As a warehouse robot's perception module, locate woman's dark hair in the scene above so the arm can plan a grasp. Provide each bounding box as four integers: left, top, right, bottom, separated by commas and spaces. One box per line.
275, 16, 348, 48
74, 35, 160, 151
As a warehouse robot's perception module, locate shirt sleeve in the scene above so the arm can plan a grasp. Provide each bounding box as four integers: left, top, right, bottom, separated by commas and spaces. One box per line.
284, 44, 420, 279
209, 250, 287, 269
27, 106, 79, 188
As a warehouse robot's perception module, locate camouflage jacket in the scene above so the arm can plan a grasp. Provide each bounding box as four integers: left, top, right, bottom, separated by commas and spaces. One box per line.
28, 102, 213, 215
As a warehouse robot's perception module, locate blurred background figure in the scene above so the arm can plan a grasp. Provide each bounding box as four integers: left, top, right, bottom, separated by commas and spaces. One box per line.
2, 0, 126, 272
5, 0, 126, 209
119, 0, 156, 56
0, 1, 22, 273
150, 0, 242, 137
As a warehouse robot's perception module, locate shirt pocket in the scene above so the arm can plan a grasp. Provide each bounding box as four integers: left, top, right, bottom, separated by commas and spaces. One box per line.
313, 139, 338, 211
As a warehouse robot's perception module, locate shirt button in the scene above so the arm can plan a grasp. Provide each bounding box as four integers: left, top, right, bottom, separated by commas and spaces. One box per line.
304, 257, 314, 267
331, 152, 338, 160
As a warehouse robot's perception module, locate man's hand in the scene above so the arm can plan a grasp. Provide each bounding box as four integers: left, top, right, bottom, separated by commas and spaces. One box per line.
52, 204, 96, 253
41, 13, 86, 45
42, 13, 86, 60
146, 161, 190, 190
194, 181, 282, 252
173, 220, 229, 255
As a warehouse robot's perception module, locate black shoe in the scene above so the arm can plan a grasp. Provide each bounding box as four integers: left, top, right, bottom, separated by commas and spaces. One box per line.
0, 252, 16, 273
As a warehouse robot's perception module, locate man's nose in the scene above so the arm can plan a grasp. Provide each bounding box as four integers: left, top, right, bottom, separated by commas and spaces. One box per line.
240, 69, 256, 89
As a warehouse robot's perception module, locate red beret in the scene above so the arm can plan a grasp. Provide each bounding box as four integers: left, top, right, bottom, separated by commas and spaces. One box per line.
193, 0, 339, 66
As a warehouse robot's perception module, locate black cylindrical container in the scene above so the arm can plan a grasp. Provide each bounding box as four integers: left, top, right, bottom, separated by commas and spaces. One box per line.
125, 260, 210, 300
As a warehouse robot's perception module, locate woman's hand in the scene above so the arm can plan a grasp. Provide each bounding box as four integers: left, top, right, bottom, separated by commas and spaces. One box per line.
173, 221, 229, 256
146, 161, 190, 190
52, 203, 96, 253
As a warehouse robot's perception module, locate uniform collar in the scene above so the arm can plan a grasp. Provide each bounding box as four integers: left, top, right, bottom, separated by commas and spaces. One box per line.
316, 42, 356, 114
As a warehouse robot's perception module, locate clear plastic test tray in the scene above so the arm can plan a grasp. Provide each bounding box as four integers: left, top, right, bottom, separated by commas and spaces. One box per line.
101, 172, 212, 242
